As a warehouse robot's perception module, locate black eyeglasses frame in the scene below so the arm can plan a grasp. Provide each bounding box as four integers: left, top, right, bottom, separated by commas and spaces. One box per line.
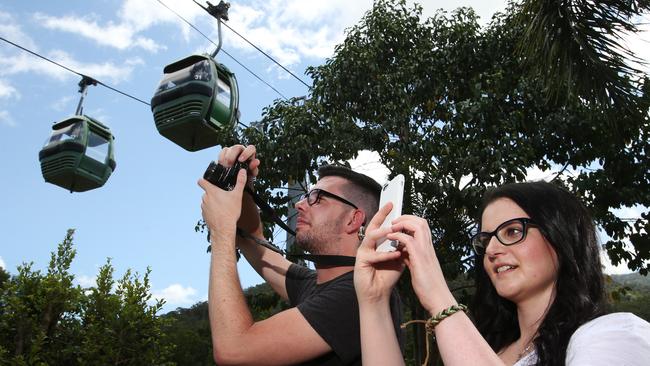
471, 217, 538, 255
300, 188, 358, 209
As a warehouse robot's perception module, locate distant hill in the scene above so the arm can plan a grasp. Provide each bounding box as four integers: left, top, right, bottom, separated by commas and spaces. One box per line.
611, 272, 650, 291
608, 273, 650, 322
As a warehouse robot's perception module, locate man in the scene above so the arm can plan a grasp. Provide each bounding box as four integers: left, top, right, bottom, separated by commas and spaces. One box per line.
198, 144, 403, 365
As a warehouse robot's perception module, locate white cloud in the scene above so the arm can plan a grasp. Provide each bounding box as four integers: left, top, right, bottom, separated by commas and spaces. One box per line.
349, 150, 390, 185
119, 0, 203, 41
0, 11, 38, 50
0, 49, 141, 84
50, 95, 75, 112
602, 250, 634, 275
0, 51, 69, 80
0, 256, 6, 269
219, 0, 509, 69
75, 274, 97, 287
32, 0, 209, 52
224, 0, 371, 67
0, 79, 20, 100
153, 283, 197, 306
0, 110, 16, 127
34, 13, 164, 53
613, 205, 646, 222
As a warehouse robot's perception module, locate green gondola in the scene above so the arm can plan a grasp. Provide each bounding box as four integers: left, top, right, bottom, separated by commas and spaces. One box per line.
150, 55, 239, 151
150, 0, 239, 152
38, 77, 116, 192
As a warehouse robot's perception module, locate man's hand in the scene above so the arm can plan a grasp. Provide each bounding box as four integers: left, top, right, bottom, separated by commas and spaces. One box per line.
218, 145, 260, 185
199, 168, 247, 240
218, 145, 262, 233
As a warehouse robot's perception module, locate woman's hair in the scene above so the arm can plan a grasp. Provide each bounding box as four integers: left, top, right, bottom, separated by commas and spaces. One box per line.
471, 181, 607, 365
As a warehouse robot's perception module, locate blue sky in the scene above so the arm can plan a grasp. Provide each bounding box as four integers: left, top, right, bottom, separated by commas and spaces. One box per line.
1, 0, 644, 313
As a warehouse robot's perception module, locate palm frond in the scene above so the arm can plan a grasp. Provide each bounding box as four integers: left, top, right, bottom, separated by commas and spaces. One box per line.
516, 0, 650, 107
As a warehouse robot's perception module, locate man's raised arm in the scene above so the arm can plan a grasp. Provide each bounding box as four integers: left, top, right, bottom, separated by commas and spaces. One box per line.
199, 168, 331, 365
217, 144, 292, 299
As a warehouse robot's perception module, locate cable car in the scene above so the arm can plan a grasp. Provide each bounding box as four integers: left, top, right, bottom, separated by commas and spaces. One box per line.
151, 0, 239, 151
38, 77, 116, 192
150, 55, 239, 151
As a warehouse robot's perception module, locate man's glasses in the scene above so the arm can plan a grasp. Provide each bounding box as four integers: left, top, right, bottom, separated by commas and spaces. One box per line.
471, 217, 538, 255
299, 188, 358, 209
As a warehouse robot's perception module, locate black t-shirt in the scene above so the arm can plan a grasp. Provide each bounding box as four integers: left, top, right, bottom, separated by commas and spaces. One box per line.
286, 264, 404, 366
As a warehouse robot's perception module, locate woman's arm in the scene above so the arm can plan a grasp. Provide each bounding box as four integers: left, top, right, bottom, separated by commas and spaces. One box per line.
389, 216, 504, 366
354, 203, 406, 365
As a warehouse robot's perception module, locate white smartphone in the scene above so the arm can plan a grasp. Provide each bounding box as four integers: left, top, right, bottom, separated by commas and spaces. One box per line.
376, 174, 405, 252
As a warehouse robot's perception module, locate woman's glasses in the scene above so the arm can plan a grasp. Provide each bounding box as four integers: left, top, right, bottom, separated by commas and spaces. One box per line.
471, 217, 538, 255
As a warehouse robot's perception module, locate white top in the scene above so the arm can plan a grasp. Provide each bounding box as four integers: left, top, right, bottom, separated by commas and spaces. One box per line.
514, 312, 650, 366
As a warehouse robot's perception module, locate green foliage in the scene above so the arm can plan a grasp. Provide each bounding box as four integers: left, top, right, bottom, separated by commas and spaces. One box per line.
244, 283, 290, 320
162, 303, 213, 366
0, 230, 173, 365
516, 0, 650, 107
237, 0, 650, 275
160, 283, 288, 365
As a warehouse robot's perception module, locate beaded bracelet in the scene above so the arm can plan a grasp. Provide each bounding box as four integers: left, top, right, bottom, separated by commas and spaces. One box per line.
401, 304, 468, 366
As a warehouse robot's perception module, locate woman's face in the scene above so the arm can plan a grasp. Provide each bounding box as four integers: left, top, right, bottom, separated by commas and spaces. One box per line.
481, 198, 559, 305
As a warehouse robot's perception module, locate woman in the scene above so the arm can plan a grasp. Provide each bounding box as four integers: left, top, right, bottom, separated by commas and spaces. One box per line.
354, 181, 650, 365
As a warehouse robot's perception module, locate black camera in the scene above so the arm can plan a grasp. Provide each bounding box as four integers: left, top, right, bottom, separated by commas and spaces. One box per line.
203, 160, 249, 191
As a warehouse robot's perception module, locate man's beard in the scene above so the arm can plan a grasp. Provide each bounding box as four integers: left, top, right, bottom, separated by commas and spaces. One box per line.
295, 221, 342, 254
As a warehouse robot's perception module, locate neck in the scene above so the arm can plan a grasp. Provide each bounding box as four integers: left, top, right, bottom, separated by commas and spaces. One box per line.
515, 285, 556, 343
314, 234, 358, 284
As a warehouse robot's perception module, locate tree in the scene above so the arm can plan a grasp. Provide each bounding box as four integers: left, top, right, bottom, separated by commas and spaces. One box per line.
0, 230, 173, 365
222, 0, 650, 362
0, 229, 82, 365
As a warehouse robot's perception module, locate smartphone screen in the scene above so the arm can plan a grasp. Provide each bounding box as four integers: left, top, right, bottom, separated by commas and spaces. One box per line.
376, 174, 405, 252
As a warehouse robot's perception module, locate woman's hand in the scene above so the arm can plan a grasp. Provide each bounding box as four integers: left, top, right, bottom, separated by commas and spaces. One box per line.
388, 215, 456, 314
354, 202, 404, 305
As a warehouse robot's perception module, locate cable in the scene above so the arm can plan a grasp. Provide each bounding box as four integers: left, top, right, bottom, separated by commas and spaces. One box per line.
154, 0, 288, 100
191, 0, 311, 90
0, 36, 151, 107
219, 20, 312, 90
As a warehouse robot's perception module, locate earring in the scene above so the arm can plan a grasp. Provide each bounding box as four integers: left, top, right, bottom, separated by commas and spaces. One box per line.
357, 225, 366, 241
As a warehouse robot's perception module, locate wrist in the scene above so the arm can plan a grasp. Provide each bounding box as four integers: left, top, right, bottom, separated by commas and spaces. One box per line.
422, 293, 458, 317
358, 296, 391, 312
209, 227, 237, 251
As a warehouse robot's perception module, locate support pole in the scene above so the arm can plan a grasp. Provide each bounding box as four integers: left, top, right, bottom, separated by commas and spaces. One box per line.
75, 76, 97, 115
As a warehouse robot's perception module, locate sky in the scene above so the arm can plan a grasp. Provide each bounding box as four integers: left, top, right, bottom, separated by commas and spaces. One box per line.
0, 0, 645, 314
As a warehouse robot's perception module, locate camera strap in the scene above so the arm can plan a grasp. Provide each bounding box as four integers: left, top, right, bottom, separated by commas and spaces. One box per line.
288, 254, 356, 266
244, 185, 296, 236
235, 228, 356, 266
237, 189, 357, 266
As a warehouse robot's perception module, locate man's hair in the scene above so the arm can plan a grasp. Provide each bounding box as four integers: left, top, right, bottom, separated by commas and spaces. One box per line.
317, 165, 381, 225
472, 181, 606, 365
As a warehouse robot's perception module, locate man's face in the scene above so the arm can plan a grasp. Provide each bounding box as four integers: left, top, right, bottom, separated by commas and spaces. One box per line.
294, 176, 358, 254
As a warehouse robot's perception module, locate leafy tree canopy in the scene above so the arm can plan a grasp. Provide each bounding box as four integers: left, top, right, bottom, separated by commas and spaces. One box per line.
228, 0, 650, 277
0, 229, 173, 365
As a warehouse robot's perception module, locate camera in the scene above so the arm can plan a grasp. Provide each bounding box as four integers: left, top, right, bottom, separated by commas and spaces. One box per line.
203, 160, 249, 191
